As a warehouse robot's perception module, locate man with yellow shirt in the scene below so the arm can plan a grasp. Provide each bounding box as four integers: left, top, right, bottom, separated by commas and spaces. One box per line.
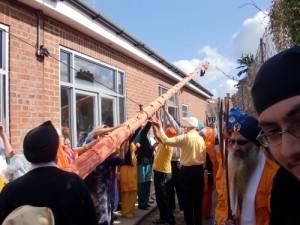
152, 116, 206, 225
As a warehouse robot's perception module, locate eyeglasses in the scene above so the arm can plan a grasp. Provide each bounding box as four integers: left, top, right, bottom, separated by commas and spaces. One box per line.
256, 121, 300, 147
228, 139, 249, 146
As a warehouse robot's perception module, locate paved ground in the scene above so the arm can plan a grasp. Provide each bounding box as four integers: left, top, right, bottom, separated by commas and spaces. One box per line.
137, 206, 215, 225
137, 191, 217, 225
114, 191, 217, 225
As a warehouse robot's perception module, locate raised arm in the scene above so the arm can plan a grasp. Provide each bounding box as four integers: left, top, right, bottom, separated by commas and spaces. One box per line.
162, 104, 183, 135
151, 111, 163, 144
92, 123, 123, 138
0, 124, 15, 158
140, 121, 152, 140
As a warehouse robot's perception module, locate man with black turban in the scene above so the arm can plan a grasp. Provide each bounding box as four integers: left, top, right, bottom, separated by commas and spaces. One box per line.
0, 121, 98, 225
251, 46, 300, 225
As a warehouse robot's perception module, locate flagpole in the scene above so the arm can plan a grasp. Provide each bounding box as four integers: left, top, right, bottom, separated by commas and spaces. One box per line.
64, 62, 209, 178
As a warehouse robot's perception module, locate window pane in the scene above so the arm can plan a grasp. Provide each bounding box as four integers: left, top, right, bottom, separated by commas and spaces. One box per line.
119, 97, 125, 123
76, 93, 95, 146
117, 71, 124, 94
182, 105, 188, 118
74, 56, 115, 91
159, 86, 177, 106
60, 87, 71, 138
0, 74, 3, 123
101, 97, 114, 127
60, 51, 70, 82
161, 88, 167, 95
169, 94, 178, 106
168, 107, 177, 119
0, 31, 2, 69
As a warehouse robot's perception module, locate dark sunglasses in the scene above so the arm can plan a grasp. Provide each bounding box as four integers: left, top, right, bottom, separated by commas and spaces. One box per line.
228, 139, 249, 146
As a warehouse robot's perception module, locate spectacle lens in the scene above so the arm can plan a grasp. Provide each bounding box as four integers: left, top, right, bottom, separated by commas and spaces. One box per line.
257, 121, 300, 147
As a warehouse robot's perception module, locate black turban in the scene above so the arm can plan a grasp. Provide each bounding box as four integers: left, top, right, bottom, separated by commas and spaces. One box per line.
251, 46, 300, 115
23, 121, 59, 163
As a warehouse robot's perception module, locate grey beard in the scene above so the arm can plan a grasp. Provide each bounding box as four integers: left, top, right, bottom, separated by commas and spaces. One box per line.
228, 145, 260, 203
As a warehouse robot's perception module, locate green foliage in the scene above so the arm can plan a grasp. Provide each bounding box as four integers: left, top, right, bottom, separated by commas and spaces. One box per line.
269, 0, 300, 51
231, 93, 238, 107
236, 54, 254, 77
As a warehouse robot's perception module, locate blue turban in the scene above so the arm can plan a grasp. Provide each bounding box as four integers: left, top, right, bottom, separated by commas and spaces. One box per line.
227, 107, 246, 132
198, 121, 204, 130
232, 115, 261, 146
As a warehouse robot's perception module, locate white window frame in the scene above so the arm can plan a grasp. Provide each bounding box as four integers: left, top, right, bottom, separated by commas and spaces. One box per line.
100, 94, 117, 126
158, 85, 179, 120
182, 104, 189, 118
0, 24, 9, 134
59, 46, 126, 146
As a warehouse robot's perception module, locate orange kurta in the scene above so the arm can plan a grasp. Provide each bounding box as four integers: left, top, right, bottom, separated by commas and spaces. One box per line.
120, 143, 138, 216
202, 127, 217, 219
57, 145, 68, 169
215, 154, 279, 225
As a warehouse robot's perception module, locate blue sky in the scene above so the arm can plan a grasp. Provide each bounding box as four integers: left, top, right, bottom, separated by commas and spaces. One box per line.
85, 0, 271, 98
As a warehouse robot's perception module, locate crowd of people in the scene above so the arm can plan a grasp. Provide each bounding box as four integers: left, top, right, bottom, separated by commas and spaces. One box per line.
0, 46, 300, 225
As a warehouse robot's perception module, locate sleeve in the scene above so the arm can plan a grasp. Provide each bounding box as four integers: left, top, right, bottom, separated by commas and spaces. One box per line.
3, 157, 23, 175
140, 122, 152, 140
130, 127, 142, 143
164, 110, 183, 135
157, 127, 184, 148
133, 130, 141, 145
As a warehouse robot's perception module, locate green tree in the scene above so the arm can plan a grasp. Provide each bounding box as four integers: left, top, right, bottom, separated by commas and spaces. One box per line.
269, 0, 300, 51
236, 53, 254, 77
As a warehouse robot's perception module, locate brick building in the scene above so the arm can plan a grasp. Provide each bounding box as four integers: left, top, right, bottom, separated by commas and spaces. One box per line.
0, 0, 213, 149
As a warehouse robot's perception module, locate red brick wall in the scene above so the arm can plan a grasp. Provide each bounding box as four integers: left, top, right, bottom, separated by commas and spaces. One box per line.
0, 0, 209, 149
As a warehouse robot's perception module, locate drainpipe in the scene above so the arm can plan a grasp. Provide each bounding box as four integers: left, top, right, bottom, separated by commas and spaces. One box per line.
35, 10, 50, 59
9, 0, 50, 59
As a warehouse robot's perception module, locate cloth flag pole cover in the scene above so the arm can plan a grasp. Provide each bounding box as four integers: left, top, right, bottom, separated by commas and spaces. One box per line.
64, 62, 209, 178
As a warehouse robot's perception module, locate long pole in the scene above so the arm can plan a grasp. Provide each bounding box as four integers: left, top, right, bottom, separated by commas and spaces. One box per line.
65, 62, 209, 178
224, 96, 233, 219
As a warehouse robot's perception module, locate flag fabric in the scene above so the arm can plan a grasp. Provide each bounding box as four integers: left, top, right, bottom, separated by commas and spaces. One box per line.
200, 69, 205, 77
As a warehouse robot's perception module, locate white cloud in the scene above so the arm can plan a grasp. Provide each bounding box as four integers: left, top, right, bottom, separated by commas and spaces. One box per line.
210, 79, 238, 98
173, 45, 238, 98
173, 12, 269, 98
231, 11, 269, 57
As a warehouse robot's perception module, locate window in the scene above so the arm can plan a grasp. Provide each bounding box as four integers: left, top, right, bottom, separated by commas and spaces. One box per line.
158, 86, 178, 119
60, 48, 126, 146
182, 104, 188, 118
0, 25, 9, 132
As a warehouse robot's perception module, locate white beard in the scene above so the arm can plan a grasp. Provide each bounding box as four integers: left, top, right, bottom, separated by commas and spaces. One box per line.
228, 145, 259, 201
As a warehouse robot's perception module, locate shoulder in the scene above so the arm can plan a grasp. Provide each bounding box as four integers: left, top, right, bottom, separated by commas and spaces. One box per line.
273, 166, 300, 187
264, 158, 279, 175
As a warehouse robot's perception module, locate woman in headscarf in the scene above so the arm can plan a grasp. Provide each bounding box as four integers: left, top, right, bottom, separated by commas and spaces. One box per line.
119, 127, 141, 218
84, 124, 125, 225
200, 126, 217, 220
